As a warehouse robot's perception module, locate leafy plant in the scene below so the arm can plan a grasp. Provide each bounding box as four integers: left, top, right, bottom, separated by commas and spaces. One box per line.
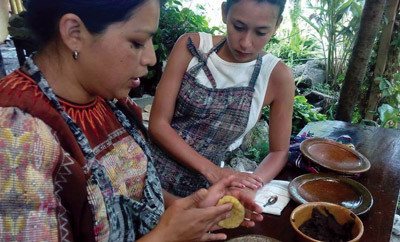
241, 122, 270, 164
351, 107, 363, 124
309, 83, 339, 97
378, 74, 400, 108
367, 73, 400, 128
132, 0, 222, 96
243, 143, 270, 165
377, 104, 400, 128
262, 96, 327, 136
301, 0, 364, 88
154, 0, 222, 63
266, 33, 322, 66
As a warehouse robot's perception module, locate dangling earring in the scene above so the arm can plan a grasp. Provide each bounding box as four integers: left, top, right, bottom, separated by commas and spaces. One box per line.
73, 49, 79, 60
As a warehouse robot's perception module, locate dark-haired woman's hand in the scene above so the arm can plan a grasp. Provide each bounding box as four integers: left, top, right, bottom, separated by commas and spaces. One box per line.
146, 189, 232, 241
198, 176, 263, 229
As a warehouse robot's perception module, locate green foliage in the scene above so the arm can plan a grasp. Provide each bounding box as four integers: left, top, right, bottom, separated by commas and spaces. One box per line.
377, 104, 399, 129
351, 107, 363, 124
266, 32, 322, 66
292, 96, 327, 134
267, 0, 324, 66
353, 74, 400, 128
154, 0, 222, 63
262, 96, 327, 136
304, 82, 340, 120
302, 0, 364, 88
289, 0, 302, 56
137, 0, 222, 95
243, 143, 270, 165
325, 101, 339, 120
398, 196, 400, 214
378, 74, 400, 107
310, 83, 339, 97
374, 73, 400, 128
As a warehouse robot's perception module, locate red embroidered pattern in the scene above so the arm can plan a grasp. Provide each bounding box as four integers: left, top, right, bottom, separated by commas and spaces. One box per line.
59, 97, 110, 136
0, 70, 50, 106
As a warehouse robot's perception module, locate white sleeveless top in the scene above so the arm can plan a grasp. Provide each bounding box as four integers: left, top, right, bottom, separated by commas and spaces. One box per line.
186, 32, 280, 151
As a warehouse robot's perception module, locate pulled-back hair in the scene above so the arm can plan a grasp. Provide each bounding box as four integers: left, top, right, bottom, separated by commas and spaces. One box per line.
225, 0, 286, 18
26, 0, 151, 48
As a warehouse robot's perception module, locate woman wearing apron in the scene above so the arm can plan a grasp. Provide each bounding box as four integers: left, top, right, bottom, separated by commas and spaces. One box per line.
149, 0, 294, 198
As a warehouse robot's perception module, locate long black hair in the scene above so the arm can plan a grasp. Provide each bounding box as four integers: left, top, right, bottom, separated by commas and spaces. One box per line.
225, 0, 286, 18
26, 0, 149, 48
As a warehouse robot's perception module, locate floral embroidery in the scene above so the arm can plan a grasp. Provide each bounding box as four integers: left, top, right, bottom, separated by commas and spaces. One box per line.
0, 108, 59, 241
99, 136, 147, 200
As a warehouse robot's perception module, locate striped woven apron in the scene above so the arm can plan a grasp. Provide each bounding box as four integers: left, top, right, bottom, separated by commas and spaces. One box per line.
151, 37, 262, 197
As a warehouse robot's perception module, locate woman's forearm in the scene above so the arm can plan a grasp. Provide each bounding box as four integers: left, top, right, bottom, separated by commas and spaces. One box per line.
253, 150, 288, 183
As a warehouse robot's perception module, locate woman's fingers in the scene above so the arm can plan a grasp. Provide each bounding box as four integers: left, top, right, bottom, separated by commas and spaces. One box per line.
241, 179, 259, 190
228, 188, 263, 214
230, 181, 245, 188
198, 176, 237, 208
245, 209, 264, 222
191, 204, 231, 240
208, 224, 223, 232
212, 175, 236, 191
240, 219, 256, 228
232, 172, 263, 190
199, 232, 227, 241
249, 174, 263, 183
243, 175, 263, 189
202, 203, 232, 220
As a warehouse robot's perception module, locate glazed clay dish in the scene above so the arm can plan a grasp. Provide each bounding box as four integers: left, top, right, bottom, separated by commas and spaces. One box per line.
300, 138, 371, 174
289, 173, 373, 215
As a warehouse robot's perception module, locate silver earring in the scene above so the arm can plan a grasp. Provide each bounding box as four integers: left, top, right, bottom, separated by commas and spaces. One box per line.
73, 49, 79, 60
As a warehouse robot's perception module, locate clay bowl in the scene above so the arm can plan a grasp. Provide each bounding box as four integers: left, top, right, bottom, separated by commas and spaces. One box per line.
290, 202, 364, 242
289, 173, 373, 215
300, 138, 371, 174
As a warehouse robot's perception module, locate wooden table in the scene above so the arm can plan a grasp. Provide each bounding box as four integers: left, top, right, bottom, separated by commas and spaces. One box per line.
223, 120, 400, 241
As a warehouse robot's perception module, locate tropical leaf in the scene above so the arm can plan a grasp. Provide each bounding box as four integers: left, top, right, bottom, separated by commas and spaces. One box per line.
173, 0, 182, 6
337, 0, 354, 17
300, 16, 323, 36
351, 2, 363, 18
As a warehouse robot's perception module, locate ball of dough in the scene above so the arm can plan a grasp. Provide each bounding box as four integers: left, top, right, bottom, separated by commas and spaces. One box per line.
216, 195, 245, 229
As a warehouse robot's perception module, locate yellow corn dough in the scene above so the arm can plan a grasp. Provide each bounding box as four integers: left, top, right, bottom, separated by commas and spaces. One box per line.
216, 195, 245, 229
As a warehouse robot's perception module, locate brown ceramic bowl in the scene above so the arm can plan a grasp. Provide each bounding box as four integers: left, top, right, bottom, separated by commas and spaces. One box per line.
300, 138, 371, 174
290, 202, 364, 242
289, 173, 373, 215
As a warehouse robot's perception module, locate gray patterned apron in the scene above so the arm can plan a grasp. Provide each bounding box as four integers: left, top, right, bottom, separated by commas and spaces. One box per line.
151, 37, 262, 197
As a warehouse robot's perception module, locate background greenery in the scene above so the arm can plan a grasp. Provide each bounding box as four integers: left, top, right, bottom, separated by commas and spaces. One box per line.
131, 0, 222, 96
142, 0, 399, 131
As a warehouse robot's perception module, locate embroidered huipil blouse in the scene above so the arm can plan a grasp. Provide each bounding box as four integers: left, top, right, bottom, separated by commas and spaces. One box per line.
0, 58, 164, 241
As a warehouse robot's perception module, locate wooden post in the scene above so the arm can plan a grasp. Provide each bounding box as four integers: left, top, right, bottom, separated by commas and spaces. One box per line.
9, 0, 18, 14
364, 0, 400, 120
0, 0, 9, 42
16, 0, 24, 13
335, 0, 387, 122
